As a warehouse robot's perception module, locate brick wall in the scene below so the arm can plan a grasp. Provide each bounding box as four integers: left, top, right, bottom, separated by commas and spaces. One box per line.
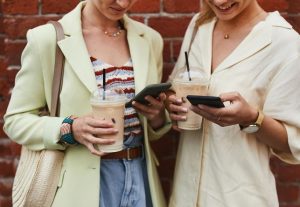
0, 0, 300, 206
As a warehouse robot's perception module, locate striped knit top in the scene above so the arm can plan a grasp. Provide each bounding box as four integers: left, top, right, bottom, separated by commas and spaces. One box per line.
91, 57, 143, 140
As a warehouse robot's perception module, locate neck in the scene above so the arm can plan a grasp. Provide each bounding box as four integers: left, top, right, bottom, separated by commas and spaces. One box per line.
82, 2, 119, 30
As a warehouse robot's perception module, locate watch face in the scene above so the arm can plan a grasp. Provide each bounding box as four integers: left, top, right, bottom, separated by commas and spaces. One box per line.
242, 124, 259, 133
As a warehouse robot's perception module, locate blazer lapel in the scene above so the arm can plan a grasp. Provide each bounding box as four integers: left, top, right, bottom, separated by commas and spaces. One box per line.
57, 2, 97, 94
124, 16, 150, 93
58, 35, 97, 93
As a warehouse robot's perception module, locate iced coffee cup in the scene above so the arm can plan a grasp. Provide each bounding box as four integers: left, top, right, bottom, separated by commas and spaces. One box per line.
90, 88, 127, 153
172, 67, 208, 130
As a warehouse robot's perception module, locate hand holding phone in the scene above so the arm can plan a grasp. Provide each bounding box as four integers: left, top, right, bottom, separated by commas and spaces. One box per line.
126, 82, 172, 107
186, 95, 225, 108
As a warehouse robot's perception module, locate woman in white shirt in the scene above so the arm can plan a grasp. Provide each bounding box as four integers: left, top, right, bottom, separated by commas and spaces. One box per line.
167, 0, 300, 206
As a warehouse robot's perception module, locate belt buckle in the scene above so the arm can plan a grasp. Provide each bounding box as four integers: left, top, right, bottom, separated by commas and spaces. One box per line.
126, 148, 132, 160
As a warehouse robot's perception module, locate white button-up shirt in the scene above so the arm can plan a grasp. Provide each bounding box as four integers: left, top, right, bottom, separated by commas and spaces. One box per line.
169, 12, 300, 207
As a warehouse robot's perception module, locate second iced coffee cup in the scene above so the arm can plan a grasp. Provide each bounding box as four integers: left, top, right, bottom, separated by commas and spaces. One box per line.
90, 88, 127, 153
172, 67, 208, 130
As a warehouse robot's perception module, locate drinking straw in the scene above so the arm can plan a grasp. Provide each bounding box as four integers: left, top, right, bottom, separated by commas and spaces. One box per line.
184, 51, 192, 81
102, 69, 106, 100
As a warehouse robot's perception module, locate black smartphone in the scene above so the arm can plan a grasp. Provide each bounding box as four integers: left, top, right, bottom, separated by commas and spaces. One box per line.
126, 82, 172, 107
186, 95, 225, 108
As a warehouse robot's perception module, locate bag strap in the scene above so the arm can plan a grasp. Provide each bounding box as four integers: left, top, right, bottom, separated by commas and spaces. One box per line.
48, 21, 65, 117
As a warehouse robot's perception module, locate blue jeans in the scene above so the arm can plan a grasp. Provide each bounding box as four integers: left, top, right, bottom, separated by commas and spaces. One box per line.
99, 136, 153, 207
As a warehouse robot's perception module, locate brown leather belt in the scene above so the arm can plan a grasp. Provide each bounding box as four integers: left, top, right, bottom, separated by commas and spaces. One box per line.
101, 146, 143, 160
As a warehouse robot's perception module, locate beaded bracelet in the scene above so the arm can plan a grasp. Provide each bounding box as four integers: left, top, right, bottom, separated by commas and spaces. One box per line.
59, 116, 79, 146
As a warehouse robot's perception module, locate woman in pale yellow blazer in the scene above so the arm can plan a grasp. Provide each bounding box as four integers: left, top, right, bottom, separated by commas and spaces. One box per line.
167, 0, 300, 206
4, 1, 170, 206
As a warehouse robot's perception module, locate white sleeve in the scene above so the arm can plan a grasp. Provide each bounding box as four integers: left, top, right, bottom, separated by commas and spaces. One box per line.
263, 55, 300, 163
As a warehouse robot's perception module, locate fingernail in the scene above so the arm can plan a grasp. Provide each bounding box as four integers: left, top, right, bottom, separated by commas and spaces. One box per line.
182, 107, 188, 112
182, 116, 187, 120
198, 104, 204, 109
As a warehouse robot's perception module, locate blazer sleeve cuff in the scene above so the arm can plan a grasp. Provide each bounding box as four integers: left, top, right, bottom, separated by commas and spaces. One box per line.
43, 116, 66, 150
147, 110, 172, 141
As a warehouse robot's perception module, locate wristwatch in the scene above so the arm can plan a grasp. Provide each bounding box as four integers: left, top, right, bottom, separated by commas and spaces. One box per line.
59, 116, 79, 146
239, 110, 264, 133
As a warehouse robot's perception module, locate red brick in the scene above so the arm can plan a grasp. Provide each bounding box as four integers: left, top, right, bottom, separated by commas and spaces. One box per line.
162, 62, 175, 82
0, 35, 4, 56
148, 16, 192, 38
0, 140, 11, 157
0, 122, 7, 138
42, 0, 78, 14
163, 40, 171, 63
163, 0, 200, 13
0, 16, 4, 34
287, 0, 300, 13
0, 58, 7, 73
0, 159, 14, 177
0, 96, 9, 122
0, 178, 13, 197
285, 16, 300, 34
7, 68, 18, 86
0, 78, 10, 96
0, 77, 9, 129
277, 184, 300, 202
172, 40, 183, 62
4, 16, 60, 39
4, 40, 26, 66
277, 165, 300, 182
258, 0, 289, 12
10, 142, 21, 157
0, 197, 12, 207
2, 0, 39, 15
130, 0, 160, 13
129, 15, 145, 24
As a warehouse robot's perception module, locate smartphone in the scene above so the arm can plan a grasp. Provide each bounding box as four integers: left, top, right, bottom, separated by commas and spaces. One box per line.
186, 95, 225, 108
125, 82, 172, 107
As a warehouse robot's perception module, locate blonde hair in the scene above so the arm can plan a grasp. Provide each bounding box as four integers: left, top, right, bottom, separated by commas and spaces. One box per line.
195, 1, 215, 28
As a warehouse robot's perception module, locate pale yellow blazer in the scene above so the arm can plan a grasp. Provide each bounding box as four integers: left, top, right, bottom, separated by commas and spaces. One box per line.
4, 2, 170, 207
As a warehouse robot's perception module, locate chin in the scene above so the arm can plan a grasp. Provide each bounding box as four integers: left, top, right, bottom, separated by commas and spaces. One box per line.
216, 13, 238, 21
105, 14, 124, 21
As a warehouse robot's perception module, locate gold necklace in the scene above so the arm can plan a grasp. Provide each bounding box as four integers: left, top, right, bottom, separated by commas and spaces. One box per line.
83, 16, 123, 38
103, 26, 122, 37
222, 11, 266, 40
224, 34, 230, 39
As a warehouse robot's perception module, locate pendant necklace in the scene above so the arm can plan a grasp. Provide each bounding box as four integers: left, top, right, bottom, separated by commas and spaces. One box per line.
224, 34, 230, 39
222, 11, 266, 40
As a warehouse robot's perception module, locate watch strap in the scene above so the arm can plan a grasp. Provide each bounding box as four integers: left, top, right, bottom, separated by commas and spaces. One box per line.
255, 110, 264, 127
59, 116, 78, 146
240, 109, 264, 131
